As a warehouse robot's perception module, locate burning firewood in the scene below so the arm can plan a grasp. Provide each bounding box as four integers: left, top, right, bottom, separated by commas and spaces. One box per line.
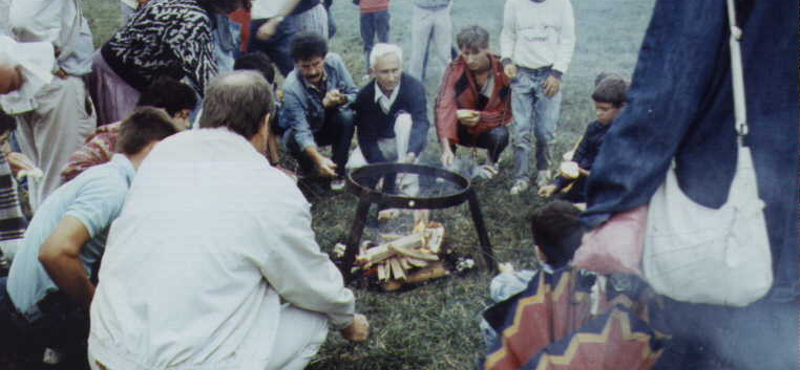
354, 219, 449, 287
382, 262, 450, 291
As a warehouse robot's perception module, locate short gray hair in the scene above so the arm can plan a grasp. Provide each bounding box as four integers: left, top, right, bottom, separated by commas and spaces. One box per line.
369, 43, 403, 69
200, 70, 275, 139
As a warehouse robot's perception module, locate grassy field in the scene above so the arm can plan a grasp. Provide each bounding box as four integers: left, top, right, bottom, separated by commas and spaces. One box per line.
81, 0, 655, 368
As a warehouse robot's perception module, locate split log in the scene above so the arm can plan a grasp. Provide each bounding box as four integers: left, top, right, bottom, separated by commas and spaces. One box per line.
406, 258, 429, 268
423, 223, 444, 254
389, 258, 406, 280
388, 243, 439, 261
382, 262, 450, 291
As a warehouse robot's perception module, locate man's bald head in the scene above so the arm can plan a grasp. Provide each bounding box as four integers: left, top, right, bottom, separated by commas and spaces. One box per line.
200, 70, 275, 139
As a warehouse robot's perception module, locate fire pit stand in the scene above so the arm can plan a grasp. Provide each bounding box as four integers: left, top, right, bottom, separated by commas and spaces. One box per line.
341, 163, 497, 282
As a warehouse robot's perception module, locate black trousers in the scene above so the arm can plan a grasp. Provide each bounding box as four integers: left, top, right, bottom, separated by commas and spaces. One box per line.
451, 124, 509, 164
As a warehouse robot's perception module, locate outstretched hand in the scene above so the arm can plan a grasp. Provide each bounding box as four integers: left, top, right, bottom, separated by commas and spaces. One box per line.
341, 313, 370, 342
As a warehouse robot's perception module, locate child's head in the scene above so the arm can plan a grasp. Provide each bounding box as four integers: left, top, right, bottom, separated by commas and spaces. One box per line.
234, 52, 276, 86
136, 76, 198, 128
591, 76, 628, 125
530, 201, 584, 268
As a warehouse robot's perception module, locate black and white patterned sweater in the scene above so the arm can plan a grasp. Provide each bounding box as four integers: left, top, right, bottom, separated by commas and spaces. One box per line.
101, 0, 218, 95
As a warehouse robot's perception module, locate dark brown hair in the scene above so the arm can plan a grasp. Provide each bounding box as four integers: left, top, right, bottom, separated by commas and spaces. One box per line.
530, 201, 584, 268
116, 107, 181, 155
591, 77, 629, 107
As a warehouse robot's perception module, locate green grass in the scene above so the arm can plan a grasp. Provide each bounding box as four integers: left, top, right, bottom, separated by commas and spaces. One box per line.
80, 0, 655, 368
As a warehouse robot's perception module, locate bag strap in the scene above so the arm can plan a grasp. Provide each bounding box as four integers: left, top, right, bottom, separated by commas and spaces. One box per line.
726, 0, 748, 141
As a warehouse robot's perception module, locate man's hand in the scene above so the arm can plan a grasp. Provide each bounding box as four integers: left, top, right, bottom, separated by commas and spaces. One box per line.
256, 17, 283, 40
315, 156, 337, 177
537, 184, 557, 198
6, 152, 36, 174
400, 152, 416, 164
440, 147, 455, 167
504, 64, 517, 80
341, 313, 370, 342
323, 89, 346, 109
542, 75, 561, 98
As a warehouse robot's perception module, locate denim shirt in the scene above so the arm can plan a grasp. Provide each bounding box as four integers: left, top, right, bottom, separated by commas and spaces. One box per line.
279, 53, 358, 150
581, 0, 798, 296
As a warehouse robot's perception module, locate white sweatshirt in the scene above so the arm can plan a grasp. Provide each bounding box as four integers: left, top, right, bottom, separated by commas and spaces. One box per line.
500, 0, 576, 74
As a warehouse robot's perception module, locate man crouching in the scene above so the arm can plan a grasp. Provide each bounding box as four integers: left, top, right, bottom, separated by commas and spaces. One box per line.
88, 71, 369, 370
0, 107, 180, 367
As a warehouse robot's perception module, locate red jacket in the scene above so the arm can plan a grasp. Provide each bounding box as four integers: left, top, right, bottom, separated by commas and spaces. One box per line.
435, 54, 512, 145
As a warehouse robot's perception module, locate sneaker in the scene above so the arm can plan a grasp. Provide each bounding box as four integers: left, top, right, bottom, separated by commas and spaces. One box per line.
475, 163, 500, 180
510, 179, 529, 195
330, 178, 346, 191
536, 170, 551, 188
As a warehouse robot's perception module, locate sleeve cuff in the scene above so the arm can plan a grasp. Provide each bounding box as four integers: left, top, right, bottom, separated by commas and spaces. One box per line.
328, 312, 355, 330
549, 69, 563, 79
501, 58, 513, 67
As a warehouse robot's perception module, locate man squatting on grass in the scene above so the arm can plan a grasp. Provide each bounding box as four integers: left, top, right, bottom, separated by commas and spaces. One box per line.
436, 25, 513, 179
88, 71, 369, 370
501, 0, 576, 195
0, 108, 180, 366
350, 43, 429, 170
538, 76, 628, 203
279, 32, 358, 190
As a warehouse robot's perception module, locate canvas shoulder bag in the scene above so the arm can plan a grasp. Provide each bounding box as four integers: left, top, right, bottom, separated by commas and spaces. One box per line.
642, 0, 773, 307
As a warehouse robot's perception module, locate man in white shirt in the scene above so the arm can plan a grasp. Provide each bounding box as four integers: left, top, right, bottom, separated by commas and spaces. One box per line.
88, 70, 369, 370
500, 0, 575, 195
4, 0, 96, 210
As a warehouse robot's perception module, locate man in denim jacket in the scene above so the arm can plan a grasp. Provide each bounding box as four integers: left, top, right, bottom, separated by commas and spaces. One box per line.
279, 32, 358, 189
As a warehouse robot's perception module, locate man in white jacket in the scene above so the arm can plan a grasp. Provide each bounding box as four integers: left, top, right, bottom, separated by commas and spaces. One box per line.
88, 71, 369, 370
500, 0, 575, 195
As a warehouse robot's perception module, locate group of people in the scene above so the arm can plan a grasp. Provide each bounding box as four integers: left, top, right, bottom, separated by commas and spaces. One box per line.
0, 0, 797, 369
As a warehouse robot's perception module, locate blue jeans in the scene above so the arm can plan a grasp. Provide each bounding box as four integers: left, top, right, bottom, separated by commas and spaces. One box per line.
510, 67, 561, 181
283, 109, 355, 177
248, 4, 329, 77
360, 10, 390, 70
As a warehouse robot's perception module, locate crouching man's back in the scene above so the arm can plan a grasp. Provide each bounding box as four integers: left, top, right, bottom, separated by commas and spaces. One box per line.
88, 71, 369, 370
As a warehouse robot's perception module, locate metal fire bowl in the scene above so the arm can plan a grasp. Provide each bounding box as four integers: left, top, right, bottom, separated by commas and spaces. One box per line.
345, 163, 470, 210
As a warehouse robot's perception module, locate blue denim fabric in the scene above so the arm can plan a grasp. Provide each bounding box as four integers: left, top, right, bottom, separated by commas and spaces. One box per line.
248, 4, 328, 77
279, 53, 358, 152
248, 18, 295, 76
580, 0, 798, 302
359, 10, 390, 70
510, 66, 561, 180
283, 109, 355, 176
213, 15, 240, 73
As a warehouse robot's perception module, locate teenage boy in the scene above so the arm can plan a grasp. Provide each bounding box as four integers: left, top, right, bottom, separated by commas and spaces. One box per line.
0, 108, 179, 367
436, 25, 512, 179
501, 0, 576, 194
279, 32, 358, 190
538, 76, 628, 202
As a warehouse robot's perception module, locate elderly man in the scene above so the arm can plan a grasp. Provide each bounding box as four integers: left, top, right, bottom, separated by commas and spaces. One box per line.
351, 43, 429, 170
88, 71, 369, 370
279, 31, 358, 190
3, 0, 97, 210
436, 25, 512, 179
0, 108, 179, 367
